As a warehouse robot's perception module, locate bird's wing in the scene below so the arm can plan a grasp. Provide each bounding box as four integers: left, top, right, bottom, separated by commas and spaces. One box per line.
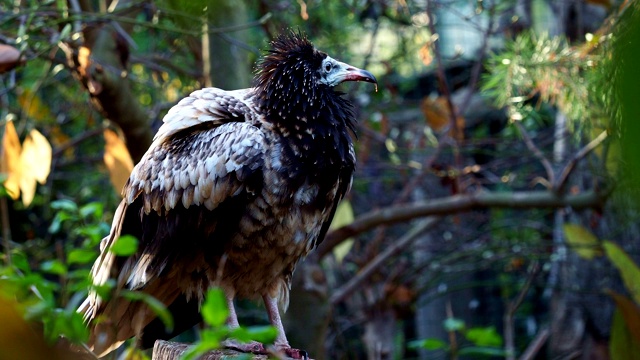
79, 89, 267, 355
125, 120, 266, 215
151, 88, 257, 147
314, 143, 355, 249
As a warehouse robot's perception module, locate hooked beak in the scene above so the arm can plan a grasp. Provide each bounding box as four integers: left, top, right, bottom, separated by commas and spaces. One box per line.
336, 60, 378, 85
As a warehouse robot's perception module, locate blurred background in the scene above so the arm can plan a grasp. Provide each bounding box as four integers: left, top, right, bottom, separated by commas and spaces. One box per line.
1, 0, 639, 359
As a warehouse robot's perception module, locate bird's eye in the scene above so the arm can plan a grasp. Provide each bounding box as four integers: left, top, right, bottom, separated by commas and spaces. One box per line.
324, 63, 332, 72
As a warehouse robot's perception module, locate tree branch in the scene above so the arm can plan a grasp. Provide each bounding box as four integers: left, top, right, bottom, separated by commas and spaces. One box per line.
514, 121, 555, 186
329, 217, 440, 305
518, 327, 550, 360
554, 130, 608, 192
504, 261, 540, 360
318, 188, 611, 259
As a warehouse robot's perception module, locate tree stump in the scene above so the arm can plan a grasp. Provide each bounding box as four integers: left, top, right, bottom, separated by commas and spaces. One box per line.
152, 340, 269, 360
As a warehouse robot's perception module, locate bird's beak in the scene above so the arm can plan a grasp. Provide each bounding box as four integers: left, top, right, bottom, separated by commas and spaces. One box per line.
336, 61, 378, 85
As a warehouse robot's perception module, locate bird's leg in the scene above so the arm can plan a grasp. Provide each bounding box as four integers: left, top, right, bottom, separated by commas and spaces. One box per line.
225, 292, 240, 329
263, 295, 309, 360
221, 291, 267, 354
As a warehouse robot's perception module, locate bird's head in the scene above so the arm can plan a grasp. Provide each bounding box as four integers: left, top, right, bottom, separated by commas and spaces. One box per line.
255, 31, 377, 120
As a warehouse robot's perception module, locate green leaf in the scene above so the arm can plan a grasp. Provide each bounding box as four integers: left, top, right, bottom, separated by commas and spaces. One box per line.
563, 223, 602, 260
48, 211, 73, 234
443, 317, 465, 332
92, 279, 116, 300
58, 23, 72, 42
40, 259, 67, 275
109, 235, 139, 256
407, 338, 448, 350
201, 288, 229, 327
12, 252, 31, 273
603, 241, 640, 304
50, 199, 77, 212
64, 310, 90, 343
610, 308, 640, 360
79, 202, 103, 220
67, 249, 97, 265
464, 326, 503, 347
122, 290, 173, 332
607, 291, 640, 343
235, 325, 277, 344
179, 342, 214, 360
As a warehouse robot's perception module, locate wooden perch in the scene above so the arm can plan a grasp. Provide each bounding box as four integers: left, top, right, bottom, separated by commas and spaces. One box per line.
152, 340, 269, 360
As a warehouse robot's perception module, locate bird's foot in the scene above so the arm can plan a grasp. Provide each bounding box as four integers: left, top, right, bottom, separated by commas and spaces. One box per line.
269, 345, 310, 360
222, 339, 310, 359
222, 339, 268, 354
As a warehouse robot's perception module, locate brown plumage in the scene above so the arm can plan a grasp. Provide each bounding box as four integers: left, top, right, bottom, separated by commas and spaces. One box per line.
79, 31, 376, 358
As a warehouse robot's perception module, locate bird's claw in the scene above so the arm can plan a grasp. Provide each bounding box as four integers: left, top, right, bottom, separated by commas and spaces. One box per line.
270, 346, 310, 360
222, 339, 268, 354
222, 340, 310, 359
283, 348, 309, 359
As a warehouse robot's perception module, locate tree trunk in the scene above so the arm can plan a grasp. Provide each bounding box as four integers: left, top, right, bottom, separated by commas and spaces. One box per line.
203, 0, 252, 89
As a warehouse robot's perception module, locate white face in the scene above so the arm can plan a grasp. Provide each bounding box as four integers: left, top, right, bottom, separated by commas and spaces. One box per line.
317, 55, 377, 88
318, 56, 343, 87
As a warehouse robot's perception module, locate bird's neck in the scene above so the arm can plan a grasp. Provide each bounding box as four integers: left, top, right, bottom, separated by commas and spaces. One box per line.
263, 90, 356, 174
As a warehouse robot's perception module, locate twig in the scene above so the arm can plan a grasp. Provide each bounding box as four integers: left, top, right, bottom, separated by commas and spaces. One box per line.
518, 327, 549, 360
554, 130, 608, 192
457, 3, 496, 115
52, 126, 104, 159
329, 217, 439, 304
504, 261, 540, 360
446, 300, 459, 360
514, 121, 555, 187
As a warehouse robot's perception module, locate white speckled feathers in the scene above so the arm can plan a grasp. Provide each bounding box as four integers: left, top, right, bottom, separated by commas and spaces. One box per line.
126, 88, 266, 214
127, 121, 266, 214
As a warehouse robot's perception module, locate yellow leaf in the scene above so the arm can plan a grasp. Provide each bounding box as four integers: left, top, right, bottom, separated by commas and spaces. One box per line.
103, 129, 134, 194
604, 241, 640, 305
18, 170, 35, 206
22, 129, 52, 184
18, 129, 52, 206
330, 200, 355, 264
1, 121, 22, 199
563, 223, 602, 260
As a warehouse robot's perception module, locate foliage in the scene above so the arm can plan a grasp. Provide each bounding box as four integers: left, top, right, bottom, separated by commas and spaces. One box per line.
409, 318, 505, 358
564, 223, 640, 358
483, 30, 610, 135
0, 197, 106, 345
180, 288, 277, 360
613, 2, 640, 200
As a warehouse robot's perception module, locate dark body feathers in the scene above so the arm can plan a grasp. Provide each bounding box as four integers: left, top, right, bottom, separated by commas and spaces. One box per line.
80, 32, 376, 357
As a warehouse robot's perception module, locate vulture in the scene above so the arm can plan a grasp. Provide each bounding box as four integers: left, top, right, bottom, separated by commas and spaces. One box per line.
79, 31, 377, 359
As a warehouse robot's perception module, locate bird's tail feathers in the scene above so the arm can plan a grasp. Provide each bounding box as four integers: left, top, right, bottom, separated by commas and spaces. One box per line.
79, 200, 128, 323
78, 199, 175, 357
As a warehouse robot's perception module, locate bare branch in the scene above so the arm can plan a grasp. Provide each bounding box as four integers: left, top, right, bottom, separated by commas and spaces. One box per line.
518, 327, 550, 360
514, 121, 555, 186
318, 188, 611, 258
329, 217, 440, 304
554, 130, 609, 192
504, 261, 540, 360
